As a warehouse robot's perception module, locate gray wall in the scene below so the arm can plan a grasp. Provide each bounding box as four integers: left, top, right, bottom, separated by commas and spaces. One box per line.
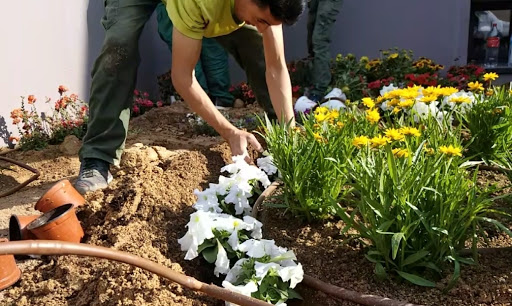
86, 0, 474, 99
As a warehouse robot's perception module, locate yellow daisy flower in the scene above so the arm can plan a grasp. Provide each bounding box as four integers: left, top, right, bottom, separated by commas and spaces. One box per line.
384, 128, 405, 141
468, 81, 484, 92
389, 53, 399, 59
392, 148, 410, 158
366, 109, 380, 124
353, 136, 370, 148
483, 72, 499, 81
362, 97, 375, 109
449, 96, 471, 104
400, 126, 421, 137
439, 87, 459, 96
370, 135, 390, 148
439, 145, 462, 157
398, 99, 415, 108
419, 95, 438, 103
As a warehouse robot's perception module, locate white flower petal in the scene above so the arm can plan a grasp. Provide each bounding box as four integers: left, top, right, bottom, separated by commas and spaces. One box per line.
278, 263, 304, 289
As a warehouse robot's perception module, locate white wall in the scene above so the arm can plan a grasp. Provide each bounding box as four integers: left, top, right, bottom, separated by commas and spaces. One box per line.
0, 1, 90, 146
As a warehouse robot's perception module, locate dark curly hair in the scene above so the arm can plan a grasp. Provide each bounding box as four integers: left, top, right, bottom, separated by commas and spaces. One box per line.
252, 0, 306, 25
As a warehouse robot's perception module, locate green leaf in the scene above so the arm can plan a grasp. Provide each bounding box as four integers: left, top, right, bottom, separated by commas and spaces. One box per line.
396, 271, 436, 287
197, 240, 216, 253
375, 262, 387, 280
478, 217, 512, 237
202, 244, 218, 263
391, 233, 405, 260
402, 250, 430, 267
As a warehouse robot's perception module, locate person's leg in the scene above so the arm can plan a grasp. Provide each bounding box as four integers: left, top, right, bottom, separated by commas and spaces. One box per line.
307, 0, 319, 57
309, 0, 343, 100
215, 25, 276, 118
200, 38, 234, 107
155, 3, 209, 91
77, 0, 159, 193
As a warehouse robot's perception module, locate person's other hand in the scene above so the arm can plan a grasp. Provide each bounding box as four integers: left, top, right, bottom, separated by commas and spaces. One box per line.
226, 129, 263, 163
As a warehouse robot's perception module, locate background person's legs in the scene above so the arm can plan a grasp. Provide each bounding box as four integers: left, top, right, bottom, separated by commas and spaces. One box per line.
308, 0, 343, 101
200, 38, 234, 107
155, 3, 209, 92
215, 25, 276, 119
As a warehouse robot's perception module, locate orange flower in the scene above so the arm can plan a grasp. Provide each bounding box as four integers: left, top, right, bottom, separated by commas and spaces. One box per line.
27, 95, 36, 104
8, 136, 20, 143
58, 85, 68, 94
10, 108, 23, 119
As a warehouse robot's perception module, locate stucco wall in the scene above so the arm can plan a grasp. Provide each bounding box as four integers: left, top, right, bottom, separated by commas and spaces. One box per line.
0, 0, 483, 147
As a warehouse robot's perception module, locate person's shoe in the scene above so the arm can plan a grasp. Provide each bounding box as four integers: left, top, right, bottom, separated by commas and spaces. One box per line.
74, 158, 113, 194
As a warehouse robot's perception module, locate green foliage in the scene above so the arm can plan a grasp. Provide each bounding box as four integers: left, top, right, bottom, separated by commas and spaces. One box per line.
463, 86, 512, 162
260, 106, 373, 221
331, 53, 368, 101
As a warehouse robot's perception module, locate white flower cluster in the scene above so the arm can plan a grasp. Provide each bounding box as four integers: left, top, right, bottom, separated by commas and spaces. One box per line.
178, 155, 303, 305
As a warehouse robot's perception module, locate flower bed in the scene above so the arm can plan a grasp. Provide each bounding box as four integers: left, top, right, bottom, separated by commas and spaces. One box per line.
261, 74, 512, 289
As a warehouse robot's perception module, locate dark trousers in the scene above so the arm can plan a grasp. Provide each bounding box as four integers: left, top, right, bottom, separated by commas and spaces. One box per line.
307, 0, 343, 98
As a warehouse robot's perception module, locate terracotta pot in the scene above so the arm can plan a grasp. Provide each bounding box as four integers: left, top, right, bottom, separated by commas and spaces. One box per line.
35, 179, 85, 213
0, 238, 21, 291
27, 204, 84, 243
9, 215, 40, 241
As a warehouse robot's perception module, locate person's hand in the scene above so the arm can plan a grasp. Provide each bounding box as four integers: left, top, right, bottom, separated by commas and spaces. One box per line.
226, 129, 263, 163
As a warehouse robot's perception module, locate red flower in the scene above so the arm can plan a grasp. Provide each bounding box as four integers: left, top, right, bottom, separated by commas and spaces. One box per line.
8, 136, 20, 143
143, 92, 149, 98
133, 105, 140, 114
70, 94, 78, 101
134, 89, 140, 96
58, 85, 68, 95
292, 85, 300, 93
156, 101, 163, 107
27, 95, 36, 104
368, 80, 381, 89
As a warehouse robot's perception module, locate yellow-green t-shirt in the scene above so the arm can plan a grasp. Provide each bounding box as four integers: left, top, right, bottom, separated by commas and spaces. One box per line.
162, 0, 244, 39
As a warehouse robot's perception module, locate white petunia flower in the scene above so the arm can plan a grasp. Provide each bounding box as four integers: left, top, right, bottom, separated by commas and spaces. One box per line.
225, 258, 248, 283
243, 216, 263, 239
223, 280, 259, 306
225, 184, 253, 215
411, 101, 439, 122
278, 263, 304, 289
380, 83, 398, 96
221, 155, 250, 174
177, 211, 217, 260
193, 185, 222, 213
254, 262, 281, 284
238, 239, 287, 258
214, 240, 231, 276
257, 155, 277, 176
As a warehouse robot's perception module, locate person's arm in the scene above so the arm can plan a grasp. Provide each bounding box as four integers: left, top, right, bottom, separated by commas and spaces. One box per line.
261, 25, 295, 125
171, 28, 262, 158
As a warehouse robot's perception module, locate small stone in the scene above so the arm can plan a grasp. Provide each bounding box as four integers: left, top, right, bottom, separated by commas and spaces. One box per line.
145, 147, 159, 162
132, 143, 144, 148
152, 146, 174, 160
58, 135, 81, 155
234, 99, 245, 108
155, 128, 163, 132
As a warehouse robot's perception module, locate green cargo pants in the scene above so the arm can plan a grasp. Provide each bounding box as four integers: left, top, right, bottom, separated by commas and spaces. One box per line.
307, 0, 343, 99
155, 3, 234, 106
80, 0, 274, 166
